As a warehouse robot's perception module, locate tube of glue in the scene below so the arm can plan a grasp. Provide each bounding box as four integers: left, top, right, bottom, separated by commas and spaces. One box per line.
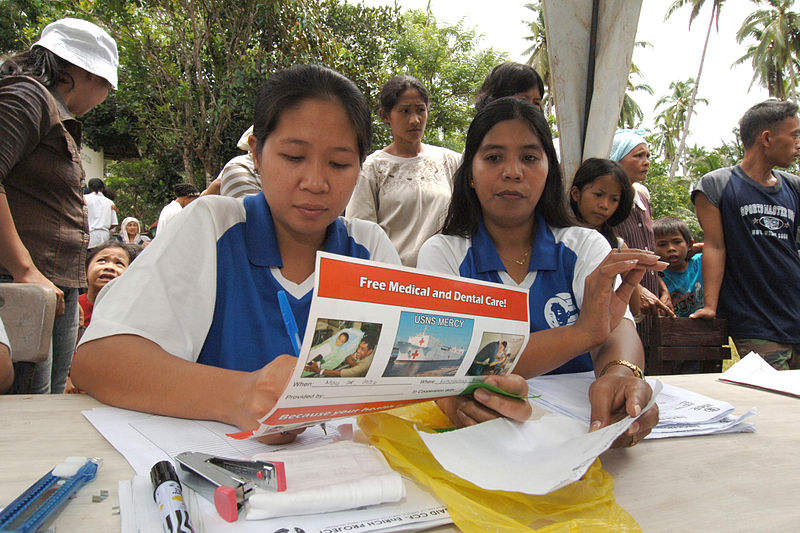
150, 460, 196, 533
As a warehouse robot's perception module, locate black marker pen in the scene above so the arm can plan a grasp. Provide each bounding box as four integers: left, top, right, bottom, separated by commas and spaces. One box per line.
151, 460, 195, 533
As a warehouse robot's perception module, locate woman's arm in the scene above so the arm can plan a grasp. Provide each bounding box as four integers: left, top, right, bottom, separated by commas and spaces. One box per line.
0, 194, 64, 314
72, 335, 300, 443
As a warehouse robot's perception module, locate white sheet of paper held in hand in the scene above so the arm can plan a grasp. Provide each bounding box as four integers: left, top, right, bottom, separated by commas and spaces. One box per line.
231, 252, 531, 439
416, 381, 663, 495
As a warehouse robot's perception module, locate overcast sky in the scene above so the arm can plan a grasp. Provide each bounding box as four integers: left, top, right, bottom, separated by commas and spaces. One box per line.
358, 0, 769, 150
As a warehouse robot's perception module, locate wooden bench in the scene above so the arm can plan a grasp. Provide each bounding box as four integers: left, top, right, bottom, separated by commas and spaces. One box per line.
637, 316, 731, 375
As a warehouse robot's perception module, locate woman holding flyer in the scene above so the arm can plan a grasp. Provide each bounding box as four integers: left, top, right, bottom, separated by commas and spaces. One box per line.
417, 98, 661, 446
71, 65, 531, 443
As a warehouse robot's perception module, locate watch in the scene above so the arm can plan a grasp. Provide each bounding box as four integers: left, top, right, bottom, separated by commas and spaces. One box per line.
599, 359, 644, 379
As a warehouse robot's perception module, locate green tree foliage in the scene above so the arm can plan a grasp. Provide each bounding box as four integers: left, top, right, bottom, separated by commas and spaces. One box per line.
523, 2, 552, 115
387, 9, 506, 152
619, 42, 654, 128
653, 78, 708, 169
735, 0, 800, 102
644, 157, 702, 239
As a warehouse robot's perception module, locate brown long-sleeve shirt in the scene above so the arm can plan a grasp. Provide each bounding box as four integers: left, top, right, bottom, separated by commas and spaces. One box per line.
0, 76, 88, 288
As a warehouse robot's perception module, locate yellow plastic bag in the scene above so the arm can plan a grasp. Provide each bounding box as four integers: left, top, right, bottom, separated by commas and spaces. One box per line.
358, 402, 640, 533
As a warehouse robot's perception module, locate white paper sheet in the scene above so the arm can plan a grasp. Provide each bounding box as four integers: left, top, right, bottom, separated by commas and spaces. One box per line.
416, 381, 662, 495
719, 352, 800, 397
528, 371, 756, 438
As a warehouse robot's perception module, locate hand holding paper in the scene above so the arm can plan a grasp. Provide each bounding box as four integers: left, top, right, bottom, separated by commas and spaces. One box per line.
436, 374, 532, 427
589, 368, 658, 447
238, 354, 306, 445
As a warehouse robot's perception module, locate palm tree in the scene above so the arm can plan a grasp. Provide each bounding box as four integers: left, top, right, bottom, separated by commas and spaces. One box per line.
619, 42, 654, 128
735, 0, 800, 103
665, 0, 726, 180
654, 78, 709, 173
523, 2, 553, 115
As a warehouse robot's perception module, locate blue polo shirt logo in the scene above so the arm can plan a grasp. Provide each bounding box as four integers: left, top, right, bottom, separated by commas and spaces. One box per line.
544, 293, 578, 328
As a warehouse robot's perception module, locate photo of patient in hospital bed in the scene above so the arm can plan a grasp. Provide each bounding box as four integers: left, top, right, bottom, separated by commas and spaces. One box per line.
302, 319, 382, 378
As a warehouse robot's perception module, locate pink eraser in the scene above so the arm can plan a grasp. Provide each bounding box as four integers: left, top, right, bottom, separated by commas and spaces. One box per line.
213, 486, 239, 522
273, 461, 287, 492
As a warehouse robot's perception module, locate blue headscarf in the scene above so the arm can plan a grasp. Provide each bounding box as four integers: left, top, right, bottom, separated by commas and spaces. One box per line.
610, 129, 647, 162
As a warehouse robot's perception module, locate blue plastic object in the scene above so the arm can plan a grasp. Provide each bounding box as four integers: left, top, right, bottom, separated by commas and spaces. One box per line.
0, 458, 100, 533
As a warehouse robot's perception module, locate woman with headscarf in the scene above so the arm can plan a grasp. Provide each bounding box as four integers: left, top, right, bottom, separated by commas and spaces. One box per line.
0, 18, 119, 393
117, 217, 151, 247
610, 129, 674, 317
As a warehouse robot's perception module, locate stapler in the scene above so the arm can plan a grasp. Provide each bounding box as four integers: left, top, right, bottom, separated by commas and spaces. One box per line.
175, 451, 286, 522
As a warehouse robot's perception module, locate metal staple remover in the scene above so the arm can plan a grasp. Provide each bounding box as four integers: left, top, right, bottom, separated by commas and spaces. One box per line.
175, 451, 286, 522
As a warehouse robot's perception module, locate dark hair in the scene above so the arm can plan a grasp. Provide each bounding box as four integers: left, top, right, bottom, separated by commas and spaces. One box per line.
174, 183, 199, 197
475, 62, 545, 112
338, 332, 349, 341
500, 341, 507, 348
653, 216, 693, 244
740, 100, 799, 148
86, 241, 138, 269
442, 97, 573, 237
252, 64, 372, 163
0, 47, 75, 89
87, 178, 105, 193
378, 75, 429, 116
361, 333, 378, 350
569, 158, 634, 247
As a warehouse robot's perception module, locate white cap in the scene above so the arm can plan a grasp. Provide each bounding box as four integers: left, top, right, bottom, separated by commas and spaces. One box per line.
33, 18, 119, 89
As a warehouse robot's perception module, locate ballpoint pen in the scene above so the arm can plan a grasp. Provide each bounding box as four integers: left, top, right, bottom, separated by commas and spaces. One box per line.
277, 289, 327, 436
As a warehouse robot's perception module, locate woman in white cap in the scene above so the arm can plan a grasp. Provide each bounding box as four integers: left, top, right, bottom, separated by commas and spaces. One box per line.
609, 129, 674, 317
0, 18, 118, 393
116, 217, 151, 247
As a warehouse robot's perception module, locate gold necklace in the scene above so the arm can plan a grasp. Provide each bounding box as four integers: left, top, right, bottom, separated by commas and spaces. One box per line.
502, 248, 530, 266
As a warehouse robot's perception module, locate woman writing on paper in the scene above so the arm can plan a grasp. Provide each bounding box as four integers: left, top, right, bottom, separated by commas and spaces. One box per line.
417, 98, 660, 445
71, 65, 531, 443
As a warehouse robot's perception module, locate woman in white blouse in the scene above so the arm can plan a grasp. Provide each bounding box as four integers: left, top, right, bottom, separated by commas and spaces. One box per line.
345, 76, 460, 267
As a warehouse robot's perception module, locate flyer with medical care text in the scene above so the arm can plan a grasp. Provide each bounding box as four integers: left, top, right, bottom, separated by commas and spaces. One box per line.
236, 252, 530, 438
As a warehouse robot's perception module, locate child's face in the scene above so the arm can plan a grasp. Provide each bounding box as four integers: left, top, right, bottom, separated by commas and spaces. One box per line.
335, 334, 348, 346
471, 118, 548, 230
654, 231, 691, 270
250, 98, 360, 244
570, 174, 621, 229
87, 247, 130, 292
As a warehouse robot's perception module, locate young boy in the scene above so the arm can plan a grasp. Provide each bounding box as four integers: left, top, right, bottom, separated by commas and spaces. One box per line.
653, 217, 703, 317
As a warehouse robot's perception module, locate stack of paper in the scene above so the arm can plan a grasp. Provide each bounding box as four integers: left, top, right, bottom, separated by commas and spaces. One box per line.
719, 352, 800, 397
528, 372, 755, 439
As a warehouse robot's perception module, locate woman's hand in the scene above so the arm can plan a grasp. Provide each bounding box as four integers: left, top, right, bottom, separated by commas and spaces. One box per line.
436, 374, 532, 427
237, 354, 307, 444
16, 267, 64, 316
588, 368, 659, 448
576, 249, 666, 346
